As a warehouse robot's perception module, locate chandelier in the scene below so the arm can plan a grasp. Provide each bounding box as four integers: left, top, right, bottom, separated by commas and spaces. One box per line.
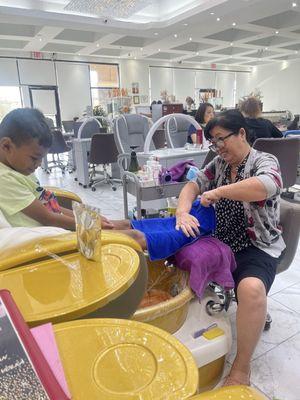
64, 0, 149, 18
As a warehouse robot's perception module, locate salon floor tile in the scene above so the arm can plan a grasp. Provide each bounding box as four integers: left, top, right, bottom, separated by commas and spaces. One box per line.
250, 332, 300, 400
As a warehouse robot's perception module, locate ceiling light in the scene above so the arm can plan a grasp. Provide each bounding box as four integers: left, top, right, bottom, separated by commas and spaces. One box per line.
65, 0, 149, 18
295, 50, 298, 53
275, 30, 279, 34
216, 17, 220, 21
134, 56, 136, 59
189, 37, 192, 41
78, 53, 81, 56
196, 52, 199, 55
140, 47, 143, 51
96, 43, 100, 47
232, 22, 236, 26
39, 37, 42, 42
265, 47, 268, 50
154, 32, 158, 36
158, 48, 160, 52
174, 34, 178, 38
230, 42, 233, 46
183, 23, 188, 26
210, 12, 214, 15
292, 2, 297, 7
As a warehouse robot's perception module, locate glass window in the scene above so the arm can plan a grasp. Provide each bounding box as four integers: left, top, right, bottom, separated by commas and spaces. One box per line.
0, 86, 22, 121
90, 64, 119, 88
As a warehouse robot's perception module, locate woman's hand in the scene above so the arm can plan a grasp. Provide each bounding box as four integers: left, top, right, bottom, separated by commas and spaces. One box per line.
101, 215, 114, 229
201, 188, 222, 207
175, 211, 200, 238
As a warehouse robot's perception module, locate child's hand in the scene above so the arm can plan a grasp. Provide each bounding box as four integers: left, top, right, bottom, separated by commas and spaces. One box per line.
101, 215, 114, 229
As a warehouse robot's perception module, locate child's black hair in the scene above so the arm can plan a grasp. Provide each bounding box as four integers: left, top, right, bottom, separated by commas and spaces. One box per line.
0, 108, 52, 148
204, 109, 250, 142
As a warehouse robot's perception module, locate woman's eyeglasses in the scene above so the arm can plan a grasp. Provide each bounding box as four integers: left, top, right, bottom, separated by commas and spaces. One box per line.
208, 131, 236, 152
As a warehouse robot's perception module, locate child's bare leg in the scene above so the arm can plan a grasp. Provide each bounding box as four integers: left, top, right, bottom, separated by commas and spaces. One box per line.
111, 219, 132, 230
115, 229, 147, 250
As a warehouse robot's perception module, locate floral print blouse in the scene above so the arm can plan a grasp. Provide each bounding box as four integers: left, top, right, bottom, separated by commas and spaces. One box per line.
196, 148, 285, 258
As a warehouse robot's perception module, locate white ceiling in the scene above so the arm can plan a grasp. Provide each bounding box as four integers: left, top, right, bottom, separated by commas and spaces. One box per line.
0, 0, 300, 68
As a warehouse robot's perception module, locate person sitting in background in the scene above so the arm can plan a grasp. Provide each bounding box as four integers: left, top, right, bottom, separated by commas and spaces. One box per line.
0, 108, 114, 231
239, 97, 283, 144
185, 96, 195, 111
176, 109, 284, 386
188, 102, 214, 144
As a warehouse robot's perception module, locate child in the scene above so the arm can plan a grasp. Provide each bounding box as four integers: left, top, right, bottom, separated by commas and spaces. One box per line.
0, 108, 215, 259
0, 108, 113, 231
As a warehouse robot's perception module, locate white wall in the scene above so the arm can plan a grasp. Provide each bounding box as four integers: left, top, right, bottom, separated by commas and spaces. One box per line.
56, 62, 91, 120
239, 60, 300, 113
119, 59, 150, 104
0, 59, 19, 85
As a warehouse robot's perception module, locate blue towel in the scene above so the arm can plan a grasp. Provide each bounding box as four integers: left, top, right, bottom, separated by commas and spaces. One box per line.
131, 201, 216, 261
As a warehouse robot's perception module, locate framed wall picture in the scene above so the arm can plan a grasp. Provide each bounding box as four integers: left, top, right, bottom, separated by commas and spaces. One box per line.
140, 95, 149, 104
132, 82, 139, 94
133, 95, 140, 104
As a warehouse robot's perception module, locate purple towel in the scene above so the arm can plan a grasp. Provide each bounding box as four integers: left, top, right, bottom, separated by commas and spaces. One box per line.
172, 237, 237, 298
159, 159, 197, 184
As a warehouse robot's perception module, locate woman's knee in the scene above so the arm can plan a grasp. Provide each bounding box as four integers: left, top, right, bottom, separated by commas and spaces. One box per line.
237, 277, 267, 305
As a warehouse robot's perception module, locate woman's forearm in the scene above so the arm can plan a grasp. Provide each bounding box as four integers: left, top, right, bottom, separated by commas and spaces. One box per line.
176, 181, 200, 215
217, 177, 267, 202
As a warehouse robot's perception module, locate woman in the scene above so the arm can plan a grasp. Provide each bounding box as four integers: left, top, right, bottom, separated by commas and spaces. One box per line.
176, 109, 284, 386
240, 97, 283, 144
188, 102, 214, 144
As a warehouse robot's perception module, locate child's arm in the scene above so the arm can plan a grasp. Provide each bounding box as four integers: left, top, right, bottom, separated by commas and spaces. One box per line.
22, 199, 76, 230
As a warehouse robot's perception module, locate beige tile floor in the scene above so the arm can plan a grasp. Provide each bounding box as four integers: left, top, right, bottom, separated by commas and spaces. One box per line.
38, 167, 300, 400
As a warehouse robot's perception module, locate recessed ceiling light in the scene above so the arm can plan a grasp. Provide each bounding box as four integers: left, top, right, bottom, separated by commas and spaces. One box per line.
230, 42, 233, 46
96, 43, 100, 47
154, 32, 158, 36
174, 34, 178, 38
292, 2, 297, 7
232, 22, 236, 26
265, 47, 268, 50
189, 37, 192, 41
134, 56, 136, 60
230, 55, 233, 58
183, 23, 188, 26
210, 12, 214, 15
158, 48, 161, 52
196, 52, 199, 55
275, 30, 279, 34
295, 50, 298, 53
78, 53, 81, 56
140, 47, 143, 51
39, 37, 42, 42
217, 17, 220, 21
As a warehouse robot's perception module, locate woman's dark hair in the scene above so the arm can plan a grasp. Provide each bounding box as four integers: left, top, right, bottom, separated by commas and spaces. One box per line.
195, 102, 214, 124
204, 109, 250, 142
0, 108, 52, 148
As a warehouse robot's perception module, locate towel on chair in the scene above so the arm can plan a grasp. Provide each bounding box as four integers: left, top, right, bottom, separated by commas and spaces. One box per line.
131, 201, 216, 261
172, 236, 237, 298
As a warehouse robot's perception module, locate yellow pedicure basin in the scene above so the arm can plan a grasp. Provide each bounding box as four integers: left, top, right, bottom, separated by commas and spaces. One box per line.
53, 318, 199, 400
0, 231, 149, 326
190, 385, 268, 399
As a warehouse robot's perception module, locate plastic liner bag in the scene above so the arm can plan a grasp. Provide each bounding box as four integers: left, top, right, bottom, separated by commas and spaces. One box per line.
72, 202, 102, 261
138, 260, 189, 309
